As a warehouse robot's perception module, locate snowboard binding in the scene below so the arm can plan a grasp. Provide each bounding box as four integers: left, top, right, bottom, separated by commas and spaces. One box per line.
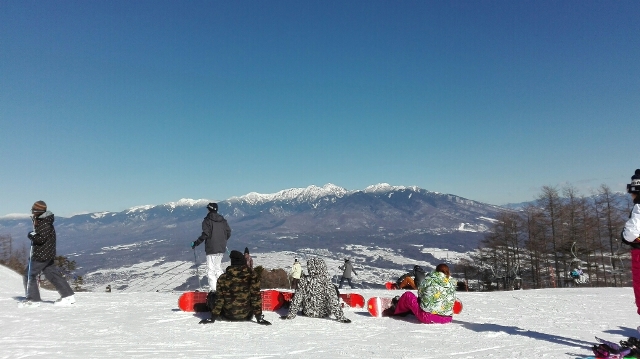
619, 337, 640, 358
592, 339, 632, 358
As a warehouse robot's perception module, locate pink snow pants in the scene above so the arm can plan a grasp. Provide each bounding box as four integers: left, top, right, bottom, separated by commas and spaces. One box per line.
394, 291, 453, 324
632, 249, 640, 315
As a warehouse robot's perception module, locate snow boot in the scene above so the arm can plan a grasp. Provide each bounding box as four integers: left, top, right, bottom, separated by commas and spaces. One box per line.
54, 295, 76, 306
18, 300, 41, 308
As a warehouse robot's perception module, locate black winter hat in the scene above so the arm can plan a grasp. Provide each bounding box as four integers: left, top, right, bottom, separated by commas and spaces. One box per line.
229, 250, 245, 266
244, 247, 250, 254
207, 202, 218, 212
628, 169, 640, 193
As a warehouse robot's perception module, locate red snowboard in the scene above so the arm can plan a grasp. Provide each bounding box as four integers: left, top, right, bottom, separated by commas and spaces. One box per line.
261, 289, 294, 311
178, 291, 209, 312
367, 296, 463, 317
261, 290, 365, 310
178, 290, 294, 312
385, 281, 398, 290
339, 293, 365, 308
367, 297, 395, 317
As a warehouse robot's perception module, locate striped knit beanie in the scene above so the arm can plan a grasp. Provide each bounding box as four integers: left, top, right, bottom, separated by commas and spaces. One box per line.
31, 200, 47, 213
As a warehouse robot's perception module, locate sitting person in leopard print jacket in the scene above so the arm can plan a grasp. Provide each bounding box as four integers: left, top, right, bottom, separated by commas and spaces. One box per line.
280, 257, 351, 323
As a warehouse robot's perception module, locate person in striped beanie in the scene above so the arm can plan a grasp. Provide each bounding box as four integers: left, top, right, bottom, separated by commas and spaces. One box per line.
21, 201, 76, 307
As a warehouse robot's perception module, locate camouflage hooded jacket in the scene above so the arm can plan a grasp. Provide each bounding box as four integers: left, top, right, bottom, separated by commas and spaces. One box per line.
418, 271, 457, 316
285, 257, 347, 321
211, 265, 262, 320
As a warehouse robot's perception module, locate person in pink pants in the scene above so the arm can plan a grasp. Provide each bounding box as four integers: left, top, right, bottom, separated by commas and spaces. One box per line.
393, 291, 453, 324
387, 263, 457, 324
621, 169, 640, 315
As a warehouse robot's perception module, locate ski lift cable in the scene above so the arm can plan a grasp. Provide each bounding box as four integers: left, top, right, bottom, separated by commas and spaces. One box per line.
488, 264, 505, 280
609, 238, 626, 275
570, 242, 588, 267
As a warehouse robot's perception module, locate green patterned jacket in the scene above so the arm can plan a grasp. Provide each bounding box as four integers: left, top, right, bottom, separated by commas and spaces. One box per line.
211, 265, 262, 320
418, 271, 457, 316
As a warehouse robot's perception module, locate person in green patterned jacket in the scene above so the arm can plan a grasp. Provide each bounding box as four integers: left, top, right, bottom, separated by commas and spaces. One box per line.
199, 250, 271, 325
384, 263, 457, 324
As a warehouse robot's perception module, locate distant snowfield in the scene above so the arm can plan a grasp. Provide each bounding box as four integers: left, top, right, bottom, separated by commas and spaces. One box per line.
81, 248, 422, 293
2, 264, 638, 358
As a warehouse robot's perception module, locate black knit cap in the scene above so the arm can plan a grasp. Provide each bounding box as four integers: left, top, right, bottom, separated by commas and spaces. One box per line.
628, 169, 640, 193
244, 247, 249, 254
207, 202, 218, 212
229, 250, 245, 266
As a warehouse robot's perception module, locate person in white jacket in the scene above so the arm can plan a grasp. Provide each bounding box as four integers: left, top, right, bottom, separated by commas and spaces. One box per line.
290, 259, 302, 290
621, 169, 640, 315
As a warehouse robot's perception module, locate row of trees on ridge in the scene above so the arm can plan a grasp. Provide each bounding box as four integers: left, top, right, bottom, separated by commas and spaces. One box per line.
454, 184, 634, 291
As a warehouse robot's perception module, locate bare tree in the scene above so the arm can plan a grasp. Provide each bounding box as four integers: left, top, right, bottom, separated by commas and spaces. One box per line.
537, 186, 563, 287
595, 184, 627, 286
0, 234, 11, 262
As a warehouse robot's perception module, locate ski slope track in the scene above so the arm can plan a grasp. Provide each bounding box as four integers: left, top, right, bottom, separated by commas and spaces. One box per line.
1, 264, 637, 358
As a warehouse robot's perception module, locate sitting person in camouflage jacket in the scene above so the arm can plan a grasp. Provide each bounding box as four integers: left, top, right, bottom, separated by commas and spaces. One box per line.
199, 250, 270, 325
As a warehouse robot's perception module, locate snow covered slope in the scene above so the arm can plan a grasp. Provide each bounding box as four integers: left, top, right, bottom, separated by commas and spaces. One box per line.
2, 264, 637, 358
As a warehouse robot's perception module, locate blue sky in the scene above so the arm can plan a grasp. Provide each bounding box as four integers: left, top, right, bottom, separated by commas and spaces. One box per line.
1, 1, 639, 217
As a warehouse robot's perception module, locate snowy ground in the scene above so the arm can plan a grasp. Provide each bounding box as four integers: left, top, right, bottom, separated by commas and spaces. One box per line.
2, 264, 638, 359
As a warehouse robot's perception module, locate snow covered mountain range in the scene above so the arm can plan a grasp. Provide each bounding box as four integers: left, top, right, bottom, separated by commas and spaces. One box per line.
0, 183, 506, 289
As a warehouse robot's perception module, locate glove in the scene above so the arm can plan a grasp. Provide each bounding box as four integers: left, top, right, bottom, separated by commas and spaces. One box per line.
255, 314, 272, 325
199, 317, 215, 324
190, 241, 196, 249
338, 317, 351, 323
28, 231, 36, 240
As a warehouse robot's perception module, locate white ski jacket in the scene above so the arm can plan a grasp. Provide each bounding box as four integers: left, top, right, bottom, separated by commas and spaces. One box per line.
290, 262, 302, 279
622, 203, 640, 245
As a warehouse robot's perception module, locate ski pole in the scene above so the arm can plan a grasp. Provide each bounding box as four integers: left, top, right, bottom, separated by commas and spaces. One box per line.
193, 247, 202, 291
25, 243, 33, 298
25, 215, 35, 299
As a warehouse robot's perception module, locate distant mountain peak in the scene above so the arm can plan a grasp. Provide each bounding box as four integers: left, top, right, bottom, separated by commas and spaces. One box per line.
364, 183, 408, 193
164, 198, 210, 209
125, 204, 155, 214
229, 183, 349, 205
0, 213, 31, 220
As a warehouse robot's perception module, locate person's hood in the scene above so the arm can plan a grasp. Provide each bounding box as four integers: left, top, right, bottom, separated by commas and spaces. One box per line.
36, 211, 54, 223
306, 257, 329, 278
429, 271, 454, 286
225, 264, 251, 278
206, 212, 226, 222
